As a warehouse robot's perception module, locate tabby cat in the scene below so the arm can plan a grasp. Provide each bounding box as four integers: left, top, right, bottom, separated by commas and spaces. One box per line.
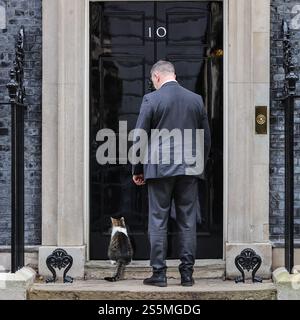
104, 216, 133, 282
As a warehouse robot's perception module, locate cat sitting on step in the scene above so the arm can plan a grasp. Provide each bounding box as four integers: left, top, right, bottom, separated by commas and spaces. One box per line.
104, 216, 133, 282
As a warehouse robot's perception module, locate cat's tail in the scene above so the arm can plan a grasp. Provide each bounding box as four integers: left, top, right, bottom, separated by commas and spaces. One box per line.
103, 276, 117, 282
104, 260, 127, 282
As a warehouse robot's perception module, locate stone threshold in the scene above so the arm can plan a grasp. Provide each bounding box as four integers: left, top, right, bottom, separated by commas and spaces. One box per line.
28, 279, 277, 300
85, 259, 225, 280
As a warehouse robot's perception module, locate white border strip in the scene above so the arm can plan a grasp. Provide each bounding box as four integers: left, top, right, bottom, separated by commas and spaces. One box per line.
223, 0, 228, 260
84, 0, 90, 261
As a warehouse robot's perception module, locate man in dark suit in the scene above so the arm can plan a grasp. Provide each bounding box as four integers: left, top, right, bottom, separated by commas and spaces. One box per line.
132, 60, 211, 287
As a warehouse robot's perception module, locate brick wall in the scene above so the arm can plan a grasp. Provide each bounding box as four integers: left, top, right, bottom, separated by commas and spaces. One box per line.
270, 0, 300, 244
0, 0, 42, 245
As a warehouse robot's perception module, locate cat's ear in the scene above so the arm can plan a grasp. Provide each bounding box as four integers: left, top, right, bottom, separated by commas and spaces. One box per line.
120, 217, 125, 225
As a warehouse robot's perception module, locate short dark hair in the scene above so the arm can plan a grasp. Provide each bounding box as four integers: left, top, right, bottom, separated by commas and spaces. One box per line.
150, 60, 175, 76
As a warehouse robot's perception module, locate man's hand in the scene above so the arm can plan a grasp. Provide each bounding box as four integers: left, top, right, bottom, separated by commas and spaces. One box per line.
133, 174, 146, 186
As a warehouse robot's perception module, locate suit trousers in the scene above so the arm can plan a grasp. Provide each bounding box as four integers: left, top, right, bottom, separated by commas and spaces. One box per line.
147, 175, 198, 273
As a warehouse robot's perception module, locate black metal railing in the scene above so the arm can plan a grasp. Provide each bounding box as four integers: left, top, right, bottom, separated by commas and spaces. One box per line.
0, 26, 26, 272
278, 20, 300, 273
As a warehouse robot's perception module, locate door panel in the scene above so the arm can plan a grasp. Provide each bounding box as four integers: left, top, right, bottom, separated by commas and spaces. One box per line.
155, 2, 223, 258
90, 1, 154, 259
102, 13, 146, 46
90, 1, 223, 260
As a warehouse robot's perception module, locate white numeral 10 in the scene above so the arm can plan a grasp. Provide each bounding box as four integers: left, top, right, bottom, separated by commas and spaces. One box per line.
148, 27, 167, 38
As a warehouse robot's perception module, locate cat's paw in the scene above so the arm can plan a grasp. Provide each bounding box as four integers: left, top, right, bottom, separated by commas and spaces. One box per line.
110, 260, 117, 265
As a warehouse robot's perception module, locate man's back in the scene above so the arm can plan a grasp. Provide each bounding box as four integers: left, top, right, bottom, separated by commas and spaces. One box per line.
146, 81, 204, 132
132, 81, 211, 180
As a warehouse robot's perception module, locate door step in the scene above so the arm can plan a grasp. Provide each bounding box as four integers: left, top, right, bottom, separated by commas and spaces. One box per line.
85, 259, 225, 280
28, 279, 276, 300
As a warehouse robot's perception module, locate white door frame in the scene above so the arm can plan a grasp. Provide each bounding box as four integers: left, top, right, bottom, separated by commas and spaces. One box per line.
41, 0, 271, 279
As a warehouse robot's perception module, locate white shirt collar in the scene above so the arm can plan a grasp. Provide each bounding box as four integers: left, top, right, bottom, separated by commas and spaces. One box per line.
160, 79, 177, 88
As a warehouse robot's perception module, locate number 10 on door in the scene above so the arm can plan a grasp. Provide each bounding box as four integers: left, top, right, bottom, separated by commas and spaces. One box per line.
148, 27, 167, 38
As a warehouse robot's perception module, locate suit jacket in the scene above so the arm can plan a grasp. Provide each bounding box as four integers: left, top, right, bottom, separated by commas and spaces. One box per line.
132, 81, 211, 180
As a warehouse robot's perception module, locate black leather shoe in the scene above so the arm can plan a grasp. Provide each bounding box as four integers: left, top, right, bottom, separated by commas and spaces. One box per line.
143, 271, 167, 287
181, 274, 195, 287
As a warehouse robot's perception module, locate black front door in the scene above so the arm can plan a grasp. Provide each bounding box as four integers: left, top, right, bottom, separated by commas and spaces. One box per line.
90, 1, 223, 260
